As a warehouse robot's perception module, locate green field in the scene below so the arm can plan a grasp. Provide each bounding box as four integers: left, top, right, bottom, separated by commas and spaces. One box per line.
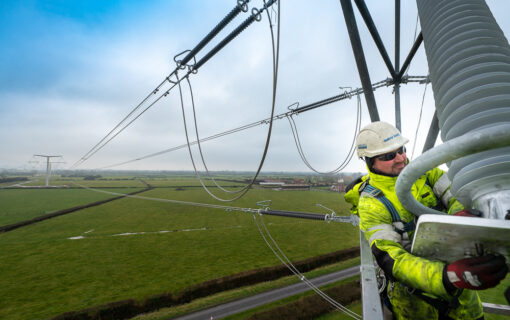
0, 179, 357, 319
1, 174, 508, 320
57, 175, 249, 188
0, 187, 143, 226
479, 274, 510, 320
142, 179, 245, 188
135, 258, 361, 320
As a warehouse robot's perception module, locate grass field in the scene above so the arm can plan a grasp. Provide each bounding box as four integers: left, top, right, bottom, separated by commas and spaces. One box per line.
479, 274, 510, 320
0, 187, 143, 226
135, 258, 361, 320
1, 174, 508, 320
0, 180, 357, 319
142, 179, 245, 188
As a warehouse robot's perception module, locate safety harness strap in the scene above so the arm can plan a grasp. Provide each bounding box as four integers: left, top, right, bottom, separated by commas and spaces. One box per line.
362, 181, 459, 317
362, 184, 416, 232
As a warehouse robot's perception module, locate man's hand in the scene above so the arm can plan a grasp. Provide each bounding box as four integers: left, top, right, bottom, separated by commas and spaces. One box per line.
454, 208, 483, 217
444, 255, 508, 291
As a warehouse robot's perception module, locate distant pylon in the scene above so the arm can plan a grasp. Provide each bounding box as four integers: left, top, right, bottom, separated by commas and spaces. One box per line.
33, 155, 63, 187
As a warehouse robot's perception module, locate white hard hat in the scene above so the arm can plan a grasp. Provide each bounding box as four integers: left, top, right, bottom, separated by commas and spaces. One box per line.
356, 121, 409, 158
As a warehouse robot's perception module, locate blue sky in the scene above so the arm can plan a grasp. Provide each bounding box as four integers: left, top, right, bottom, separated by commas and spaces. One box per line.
0, 0, 196, 95
1, 1, 509, 173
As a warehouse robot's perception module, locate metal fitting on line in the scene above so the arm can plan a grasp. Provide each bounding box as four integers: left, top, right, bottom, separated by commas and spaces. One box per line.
256, 200, 272, 211
174, 49, 195, 70
287, 102, 299, 111
251, 8, 262, 21
237, 0, 249, 12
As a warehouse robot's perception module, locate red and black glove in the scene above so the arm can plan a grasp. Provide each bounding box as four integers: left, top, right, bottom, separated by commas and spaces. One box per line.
454, 208, 483, 217
443, 255, 508, 291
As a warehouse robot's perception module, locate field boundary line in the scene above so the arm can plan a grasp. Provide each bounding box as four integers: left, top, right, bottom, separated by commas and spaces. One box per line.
51, 248, 360, 320
0, 187, 151, 233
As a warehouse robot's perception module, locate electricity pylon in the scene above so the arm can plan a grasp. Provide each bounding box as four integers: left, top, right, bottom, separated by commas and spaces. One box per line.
33, 155, 63, 187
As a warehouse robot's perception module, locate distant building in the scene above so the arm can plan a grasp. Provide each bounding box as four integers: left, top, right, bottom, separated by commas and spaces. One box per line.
259, 181, 285, 187
281, 183, 311, 190
293, 178, 306, 184
259, 180, 310, 190
330, 182, 346, 192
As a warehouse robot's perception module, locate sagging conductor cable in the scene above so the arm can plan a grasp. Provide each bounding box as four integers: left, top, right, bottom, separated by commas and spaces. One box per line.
71, 0, 253, 169
287, 93, 362, 174
96, 76, 426, 171
183, 0, 279, 195
185, 76, 242, 194
177, 0, 281, 202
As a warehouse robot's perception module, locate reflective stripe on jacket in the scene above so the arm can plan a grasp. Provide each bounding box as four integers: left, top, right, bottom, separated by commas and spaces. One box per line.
353, 166, 483, 320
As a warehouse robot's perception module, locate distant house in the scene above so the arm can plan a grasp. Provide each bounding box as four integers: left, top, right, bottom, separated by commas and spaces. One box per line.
281, 183, 311, 190
259, 180, 310, 190
330, 182, 346, 192
259, 181, 285, 187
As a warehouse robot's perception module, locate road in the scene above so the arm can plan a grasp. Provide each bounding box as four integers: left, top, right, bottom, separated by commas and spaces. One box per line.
173, 265, 360, 320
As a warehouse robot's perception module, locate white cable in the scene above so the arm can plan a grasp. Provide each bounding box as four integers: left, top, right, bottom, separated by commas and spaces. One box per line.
185, 76, 246, 194
287, 94, 361, 175
176, 0, 281, 202
252, 213, 362, 319
411, 79, 428, 159
70, 181, 256, 213
72, 181, 360, 318
404, 13, 420, 77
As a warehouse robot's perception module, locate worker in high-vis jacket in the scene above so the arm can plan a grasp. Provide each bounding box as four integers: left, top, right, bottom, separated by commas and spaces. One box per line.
344, 121, 508, 320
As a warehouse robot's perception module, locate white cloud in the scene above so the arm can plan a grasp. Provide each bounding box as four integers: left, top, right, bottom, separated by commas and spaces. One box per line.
1, 0, 509, 174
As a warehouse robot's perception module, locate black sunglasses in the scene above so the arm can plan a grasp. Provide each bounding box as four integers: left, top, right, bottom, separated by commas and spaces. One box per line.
377, 146, 406, 161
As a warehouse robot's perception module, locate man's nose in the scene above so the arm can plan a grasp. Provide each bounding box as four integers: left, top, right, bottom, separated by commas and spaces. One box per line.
395, 152, 406, 162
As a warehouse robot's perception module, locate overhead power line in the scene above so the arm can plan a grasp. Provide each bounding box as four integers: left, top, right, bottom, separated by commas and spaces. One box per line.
287, 93, 362, 174
97, 76, 427, 170
178, 0, 250, 67
71, 0, 276, 169
177, 0, 280, 202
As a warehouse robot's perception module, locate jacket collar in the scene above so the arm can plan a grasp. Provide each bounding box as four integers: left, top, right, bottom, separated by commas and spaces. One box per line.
366, 164, 398, 191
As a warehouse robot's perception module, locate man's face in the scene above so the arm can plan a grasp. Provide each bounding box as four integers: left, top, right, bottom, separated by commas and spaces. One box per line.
372, 147, 407, 176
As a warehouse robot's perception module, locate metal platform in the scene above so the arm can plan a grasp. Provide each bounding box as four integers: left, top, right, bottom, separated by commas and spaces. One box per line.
411, 214, 510, 265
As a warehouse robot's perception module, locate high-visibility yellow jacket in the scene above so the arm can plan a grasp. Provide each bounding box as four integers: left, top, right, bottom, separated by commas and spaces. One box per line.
345, 167, 483, 320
